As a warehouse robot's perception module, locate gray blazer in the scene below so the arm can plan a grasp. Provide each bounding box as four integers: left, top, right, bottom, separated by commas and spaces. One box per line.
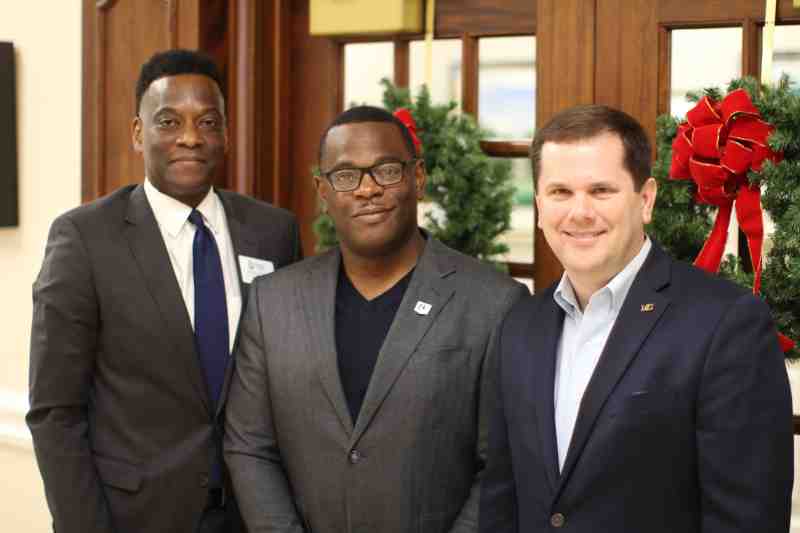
28, 184, 302, 533
224, 237, 528, 533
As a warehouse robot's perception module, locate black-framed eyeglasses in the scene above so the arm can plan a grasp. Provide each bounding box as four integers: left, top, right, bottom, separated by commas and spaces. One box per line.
320, 159, 419, 192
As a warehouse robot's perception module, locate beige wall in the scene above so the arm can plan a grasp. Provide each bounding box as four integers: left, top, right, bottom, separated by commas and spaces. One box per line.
0, 0, 82, 530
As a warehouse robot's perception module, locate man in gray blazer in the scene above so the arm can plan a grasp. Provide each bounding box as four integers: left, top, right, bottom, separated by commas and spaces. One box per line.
224, 105, 527, 533
28, 50, 301, 533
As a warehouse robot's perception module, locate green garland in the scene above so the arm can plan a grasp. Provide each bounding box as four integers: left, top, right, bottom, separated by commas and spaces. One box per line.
313, 79, 514, 264
651, 75, 800, 359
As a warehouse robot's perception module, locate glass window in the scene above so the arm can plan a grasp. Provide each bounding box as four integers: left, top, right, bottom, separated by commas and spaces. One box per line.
772, 25, 800, 85
343, 42, 394, 108
416, 156, 534, 264
495, 157, 534, 264
479, 36, 536, 139
670, 27, 743, 259
409, 39, 462, 107
670, 28, 742, 118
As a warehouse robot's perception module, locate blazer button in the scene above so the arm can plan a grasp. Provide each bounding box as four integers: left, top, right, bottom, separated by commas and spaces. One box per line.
349, 449, 363, 464
550, 513, 565, 528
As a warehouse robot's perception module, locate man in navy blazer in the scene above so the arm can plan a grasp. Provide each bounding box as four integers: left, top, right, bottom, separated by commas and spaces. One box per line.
480, 104, 793, 532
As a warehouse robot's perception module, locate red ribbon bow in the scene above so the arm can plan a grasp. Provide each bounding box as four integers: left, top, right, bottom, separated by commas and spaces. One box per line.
393, 108, 422, 155
670, 89, 794, 352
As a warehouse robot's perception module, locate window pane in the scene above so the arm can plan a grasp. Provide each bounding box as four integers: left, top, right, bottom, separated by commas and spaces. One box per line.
343, 42, 394, 108
416, 158, 533, 265
409, 39, 462, 107
479, 36, 536, 139
670, 28, 742, 117
772, 25, 800, 85
496, 157, 534, 264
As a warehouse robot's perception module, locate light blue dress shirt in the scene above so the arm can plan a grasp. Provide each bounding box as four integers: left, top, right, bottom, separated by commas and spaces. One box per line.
553, 238, 652, 470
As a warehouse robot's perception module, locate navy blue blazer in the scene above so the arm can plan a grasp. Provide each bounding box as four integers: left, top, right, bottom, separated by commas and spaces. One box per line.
480, 242, 793, 533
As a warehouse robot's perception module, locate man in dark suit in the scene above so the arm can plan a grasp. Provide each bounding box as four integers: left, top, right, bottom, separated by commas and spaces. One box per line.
27, 49, 301, 533
480, 104, 793, 532
224, 105, 528, 533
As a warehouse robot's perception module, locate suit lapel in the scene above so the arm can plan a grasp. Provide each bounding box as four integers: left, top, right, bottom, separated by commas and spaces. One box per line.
301, 249, 354, 435
217, 191, 261, 300
216, 191, 262, 418
350, 239, 456, 448
123, 185, 212, 415
530, 291, 564, 493
556, 245, 672, 496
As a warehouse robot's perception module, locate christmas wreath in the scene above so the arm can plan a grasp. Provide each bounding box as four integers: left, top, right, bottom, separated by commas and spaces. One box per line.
651, 75, 799, 358
313, 79, 515, 264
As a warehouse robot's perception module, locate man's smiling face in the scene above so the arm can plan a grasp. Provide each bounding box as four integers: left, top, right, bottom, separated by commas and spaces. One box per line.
315, 121, 424, 259
132, 73, 227, 207
535, 131, 656, 290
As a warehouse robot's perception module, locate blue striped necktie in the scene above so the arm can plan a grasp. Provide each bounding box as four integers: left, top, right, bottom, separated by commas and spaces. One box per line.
189, 209, 229, 409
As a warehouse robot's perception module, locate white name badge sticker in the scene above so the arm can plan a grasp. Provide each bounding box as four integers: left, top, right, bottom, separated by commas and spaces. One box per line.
239, 255, 275, 284
414, 301, 432, 316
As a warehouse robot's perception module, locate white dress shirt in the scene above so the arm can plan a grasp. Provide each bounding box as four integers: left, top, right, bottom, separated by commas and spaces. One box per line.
553, 238, 651, 470
144, 178, 242, 353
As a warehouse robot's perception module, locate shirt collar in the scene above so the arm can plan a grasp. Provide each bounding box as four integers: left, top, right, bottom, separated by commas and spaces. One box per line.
553, 275, 581, 318
144, 178, 220, 237
553, 237, 652, 316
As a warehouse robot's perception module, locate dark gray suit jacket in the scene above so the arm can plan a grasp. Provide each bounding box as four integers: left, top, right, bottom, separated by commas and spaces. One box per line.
28, 184, 301, 533
224, 237, 528, 533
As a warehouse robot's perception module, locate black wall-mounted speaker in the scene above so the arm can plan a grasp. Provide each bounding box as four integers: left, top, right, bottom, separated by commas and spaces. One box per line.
0, 42, 17, 227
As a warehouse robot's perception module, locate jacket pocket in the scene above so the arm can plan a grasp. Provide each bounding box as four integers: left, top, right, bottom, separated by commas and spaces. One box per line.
407, 345, 471, 369
608, 389, 678, 420
94, 455, 143, 493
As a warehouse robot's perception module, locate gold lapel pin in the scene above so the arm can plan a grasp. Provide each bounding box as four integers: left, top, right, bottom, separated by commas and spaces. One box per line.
640, 303, 655, 312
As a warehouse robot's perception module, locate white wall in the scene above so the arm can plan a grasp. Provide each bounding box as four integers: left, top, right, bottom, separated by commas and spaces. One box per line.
0, 1, 82, 530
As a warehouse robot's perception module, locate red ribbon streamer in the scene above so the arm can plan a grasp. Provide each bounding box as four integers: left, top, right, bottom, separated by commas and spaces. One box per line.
393, 108, 422, 155
669, 88, 794, 352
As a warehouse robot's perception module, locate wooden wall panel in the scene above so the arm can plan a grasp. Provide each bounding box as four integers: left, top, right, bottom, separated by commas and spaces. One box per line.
228, 0, 264, 198
658, 0, 800, 24
536, 0, 595, 123
595, 0, 659, 153
533, 0, 596, 290
228, 0, 296, 208
436, 0, 536, 37
268, 2, 293, 209
83, 0, 173, 200
82, 0, 229, 202
288, 0, 342, 256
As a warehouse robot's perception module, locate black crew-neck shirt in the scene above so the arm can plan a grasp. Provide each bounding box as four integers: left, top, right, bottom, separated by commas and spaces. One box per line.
335, 265, 414, 422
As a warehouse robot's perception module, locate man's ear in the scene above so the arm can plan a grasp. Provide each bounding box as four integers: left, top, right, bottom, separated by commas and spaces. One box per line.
414, 159, 426, 200
535, 192, 543, 229
313, 175, 328, 212
132, 117, 143, 153
641, 177, 658, 224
